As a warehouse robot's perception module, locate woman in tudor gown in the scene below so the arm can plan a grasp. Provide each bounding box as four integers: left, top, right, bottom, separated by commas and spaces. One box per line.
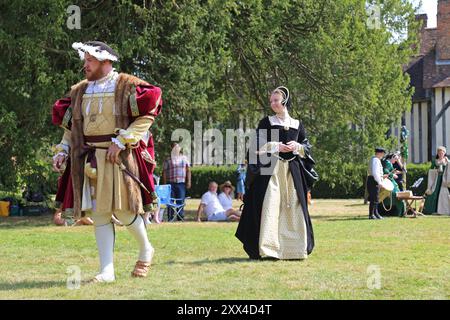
378, 153, 405, 217
423, 146, 450, 215
235, 86, 317, 260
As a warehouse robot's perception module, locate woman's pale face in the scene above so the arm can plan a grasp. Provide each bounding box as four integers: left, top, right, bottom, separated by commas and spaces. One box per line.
437, 149, 445, 159
270, 92, 285, 114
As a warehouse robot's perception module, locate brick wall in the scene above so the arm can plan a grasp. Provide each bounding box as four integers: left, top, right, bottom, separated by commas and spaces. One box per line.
437, 0, 450, 60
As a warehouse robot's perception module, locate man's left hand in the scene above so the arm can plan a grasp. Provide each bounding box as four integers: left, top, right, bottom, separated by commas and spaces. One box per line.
107, 144, 123, 164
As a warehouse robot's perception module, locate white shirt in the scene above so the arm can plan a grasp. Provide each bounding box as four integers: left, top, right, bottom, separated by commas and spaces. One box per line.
201, 191, 225, 217
368, 156, 383, 184
84, 70, 150, 149
85, 70, 118, 94
259, 113, 304, 157
268, 115, 300, 129
218, 192, 233, 211
83, 70, 118, 119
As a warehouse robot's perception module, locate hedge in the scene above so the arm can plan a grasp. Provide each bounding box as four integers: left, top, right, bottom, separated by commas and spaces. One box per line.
311, 162, 431, 198
187, 162, 432, 199
1, 162, 432, 202
188, 165, 239, 198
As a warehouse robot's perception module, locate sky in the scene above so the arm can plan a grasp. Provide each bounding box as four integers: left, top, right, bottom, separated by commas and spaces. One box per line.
411, 0, 437, 28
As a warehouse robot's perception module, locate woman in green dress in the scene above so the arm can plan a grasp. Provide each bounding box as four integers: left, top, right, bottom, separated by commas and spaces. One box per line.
423, 146, 450, 215
378, 153, 405, 216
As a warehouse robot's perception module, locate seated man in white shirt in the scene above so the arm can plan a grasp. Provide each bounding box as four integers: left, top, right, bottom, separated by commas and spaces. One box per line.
196, 181, 241, 222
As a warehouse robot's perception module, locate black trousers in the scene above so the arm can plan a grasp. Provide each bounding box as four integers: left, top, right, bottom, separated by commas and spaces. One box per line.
366, 176, 379, 215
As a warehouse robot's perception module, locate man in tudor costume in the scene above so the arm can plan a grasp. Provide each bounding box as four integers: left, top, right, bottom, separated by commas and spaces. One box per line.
52, 41, 162, 282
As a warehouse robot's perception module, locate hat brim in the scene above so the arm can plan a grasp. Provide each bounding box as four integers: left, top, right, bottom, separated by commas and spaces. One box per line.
220, 184, 235, 191
72, 42, 118, 62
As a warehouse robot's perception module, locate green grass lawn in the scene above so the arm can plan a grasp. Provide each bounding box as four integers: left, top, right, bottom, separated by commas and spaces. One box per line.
0, 199, 449, 299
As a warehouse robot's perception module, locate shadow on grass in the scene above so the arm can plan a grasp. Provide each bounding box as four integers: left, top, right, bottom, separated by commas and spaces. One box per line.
165, 257, 250, 266
168, 256, 304, 266
344, 203, 367, 207
311, 215, 368, 221
0, 216, 53, 229
314, 215, 403, 221
0, 280, 66, 291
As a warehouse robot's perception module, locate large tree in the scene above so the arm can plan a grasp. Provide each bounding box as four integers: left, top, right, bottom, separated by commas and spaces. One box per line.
0, 0, 419, 193
222, 0, 419, 186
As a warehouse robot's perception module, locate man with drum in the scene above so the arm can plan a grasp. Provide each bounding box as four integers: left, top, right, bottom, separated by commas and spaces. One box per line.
366, 147, 388, 220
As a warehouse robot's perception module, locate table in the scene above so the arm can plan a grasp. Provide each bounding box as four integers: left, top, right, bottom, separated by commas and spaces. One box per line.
400, 196, 425, 218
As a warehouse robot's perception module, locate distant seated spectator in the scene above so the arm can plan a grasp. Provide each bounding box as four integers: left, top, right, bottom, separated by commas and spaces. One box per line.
53, 209, 93, 226
196, 181, 241, 222
74, 216, 94, 226
218, 181, 235, 211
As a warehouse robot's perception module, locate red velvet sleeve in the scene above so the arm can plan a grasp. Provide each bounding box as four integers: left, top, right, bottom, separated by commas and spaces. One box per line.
52, 97, 72, 129
128, 84, 162, 119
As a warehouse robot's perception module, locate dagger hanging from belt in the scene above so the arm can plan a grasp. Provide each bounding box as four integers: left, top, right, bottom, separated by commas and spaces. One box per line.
116, 161, 151, 195
80, 144, 151, 195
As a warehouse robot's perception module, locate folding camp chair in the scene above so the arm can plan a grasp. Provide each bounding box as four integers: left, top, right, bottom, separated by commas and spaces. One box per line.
155, 184, 187, 222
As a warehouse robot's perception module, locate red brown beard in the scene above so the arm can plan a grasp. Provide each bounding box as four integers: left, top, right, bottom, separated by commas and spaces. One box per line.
85, 64, 104, 81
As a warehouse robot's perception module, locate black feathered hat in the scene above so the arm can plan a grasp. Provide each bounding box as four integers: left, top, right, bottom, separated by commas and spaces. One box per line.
72, 41, 119, 62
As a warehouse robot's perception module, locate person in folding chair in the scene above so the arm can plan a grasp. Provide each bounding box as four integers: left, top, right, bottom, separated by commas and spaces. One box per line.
51, 41, 162, 283
378, 153, 405, 217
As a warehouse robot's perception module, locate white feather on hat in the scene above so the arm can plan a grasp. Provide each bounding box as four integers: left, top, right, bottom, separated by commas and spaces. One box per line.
72, 42, 119, 62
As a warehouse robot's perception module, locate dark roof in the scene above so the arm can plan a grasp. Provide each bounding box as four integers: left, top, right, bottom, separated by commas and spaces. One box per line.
406, 57, 427, 101
407, 9, 450, 101
433, 76, 450, 88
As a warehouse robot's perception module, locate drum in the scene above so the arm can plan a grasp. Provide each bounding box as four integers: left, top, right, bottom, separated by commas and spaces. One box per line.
379, 178, 394, 202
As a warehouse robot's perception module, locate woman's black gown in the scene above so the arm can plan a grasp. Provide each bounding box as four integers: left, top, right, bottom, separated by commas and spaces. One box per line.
235, 116, 316, 259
